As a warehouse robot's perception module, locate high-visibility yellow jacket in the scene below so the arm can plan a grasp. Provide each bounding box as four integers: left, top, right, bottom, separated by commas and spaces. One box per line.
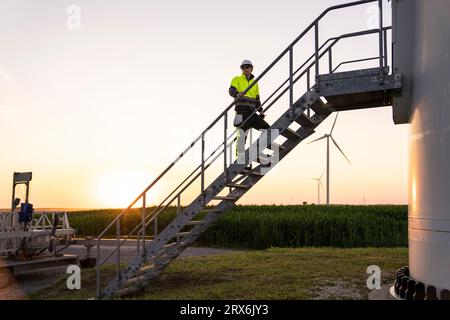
229, 74, 261, 111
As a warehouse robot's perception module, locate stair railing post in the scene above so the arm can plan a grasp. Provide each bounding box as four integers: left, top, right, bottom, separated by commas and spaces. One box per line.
314, 21, 320, 92
383, 28, 388, 68
307, 68, 311, 117
136, 231, 140, 255
378, 0, 384, 84
289, 45, 294, 119
96, 240, 101, 298
201, 133, 205, 204
228, 140, 233, 194
141, 193, 146, 259
249, 128, 253, 166
116, 218, 121, 287
328, 48, 333, 74
229, 137, 233, 165
177, 195, 181, 245
307, 68, 311, 91
224, 114, 228, 181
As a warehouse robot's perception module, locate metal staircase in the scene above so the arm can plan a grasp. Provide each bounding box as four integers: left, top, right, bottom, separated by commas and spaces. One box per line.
95, 0, 402, 299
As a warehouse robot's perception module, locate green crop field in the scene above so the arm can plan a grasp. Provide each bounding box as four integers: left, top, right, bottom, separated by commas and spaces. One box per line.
68, 205, 407, 249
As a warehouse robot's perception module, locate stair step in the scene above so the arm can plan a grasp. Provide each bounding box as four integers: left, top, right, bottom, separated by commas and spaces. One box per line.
241, 169, 265, 176
176, 231, 199, 238
116, 286, 141, 297
160, 242, 178, 251
187, 220, 206, 226
257, 155, 274, 165
163, 242, 177, 248
159, 241, 187, 251
126, 273, 155, 287
295, 113, 316, 129
309, 99, 331, 115
134, 264, 158, 276
225, 183, 251, 189
160, 250, 181, 258
281, 128, 302, 140
213, 196, 239, 201
271, 142, 286, 151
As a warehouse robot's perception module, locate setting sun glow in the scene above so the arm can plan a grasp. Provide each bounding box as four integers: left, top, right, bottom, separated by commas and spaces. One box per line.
94, 170, 150, 209
0, 1, 409, 209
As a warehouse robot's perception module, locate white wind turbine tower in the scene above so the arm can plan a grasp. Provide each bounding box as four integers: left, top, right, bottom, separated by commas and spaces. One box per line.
312, 172, 325, 205
308, 113, 351, 206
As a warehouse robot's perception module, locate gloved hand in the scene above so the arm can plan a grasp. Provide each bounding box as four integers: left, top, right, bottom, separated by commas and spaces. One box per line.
256, 106, 265, 119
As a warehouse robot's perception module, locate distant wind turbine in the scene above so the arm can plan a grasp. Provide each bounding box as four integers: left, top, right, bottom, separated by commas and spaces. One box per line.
312, 171, 325, 205
308, 113, 351, 206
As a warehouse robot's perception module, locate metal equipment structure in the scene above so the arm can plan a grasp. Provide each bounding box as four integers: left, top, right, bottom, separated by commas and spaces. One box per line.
95, 0, 403, 299
0, 172, 77, 289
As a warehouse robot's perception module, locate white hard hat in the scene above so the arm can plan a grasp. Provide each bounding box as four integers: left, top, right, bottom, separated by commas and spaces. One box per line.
240, 59, 254, 67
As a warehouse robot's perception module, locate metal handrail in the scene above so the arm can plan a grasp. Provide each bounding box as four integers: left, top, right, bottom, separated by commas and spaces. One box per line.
333, 56, 383, 73
96, 0, 389, 297
98, 24, 391, 244
96, 0, 382, 239
261, 26, 392, 112
95, 25, 393, 274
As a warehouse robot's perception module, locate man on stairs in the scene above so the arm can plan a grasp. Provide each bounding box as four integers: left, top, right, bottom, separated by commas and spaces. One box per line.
229, 60, 271, 166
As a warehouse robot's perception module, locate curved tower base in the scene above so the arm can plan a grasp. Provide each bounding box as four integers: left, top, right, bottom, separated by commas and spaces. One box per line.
392, 0, 450, 299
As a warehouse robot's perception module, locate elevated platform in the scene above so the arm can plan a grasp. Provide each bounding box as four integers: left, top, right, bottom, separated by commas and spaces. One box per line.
317, 67, 402, 111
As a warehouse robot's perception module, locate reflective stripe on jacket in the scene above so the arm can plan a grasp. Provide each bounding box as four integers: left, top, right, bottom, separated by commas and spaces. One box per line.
229, 74, 261, 111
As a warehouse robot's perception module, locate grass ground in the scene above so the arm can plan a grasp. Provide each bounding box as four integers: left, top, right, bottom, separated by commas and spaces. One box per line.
31, 247, 407, 300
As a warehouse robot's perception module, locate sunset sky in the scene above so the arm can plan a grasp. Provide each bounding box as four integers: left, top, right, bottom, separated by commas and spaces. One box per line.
0, 0, 409, 209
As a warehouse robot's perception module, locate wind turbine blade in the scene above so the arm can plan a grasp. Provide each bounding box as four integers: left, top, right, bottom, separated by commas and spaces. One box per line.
319, 180, 325, 191
331, 136, 352, 165
320, 171, 325, 180
330, 112, 339, 135
308, 135, 327, 144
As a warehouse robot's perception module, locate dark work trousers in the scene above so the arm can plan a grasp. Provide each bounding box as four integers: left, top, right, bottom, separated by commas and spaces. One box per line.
234, 107, 270, 162
237, 108, 270, 132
